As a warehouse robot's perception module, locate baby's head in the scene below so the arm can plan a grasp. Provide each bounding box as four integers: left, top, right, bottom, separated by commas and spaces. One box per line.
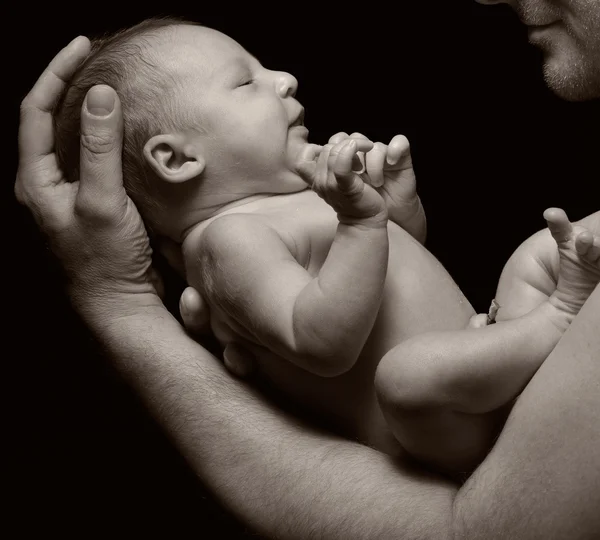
55, 17, 312, 241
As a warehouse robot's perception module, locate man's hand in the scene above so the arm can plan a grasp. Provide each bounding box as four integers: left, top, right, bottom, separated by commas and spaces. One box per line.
15, 37, 161, 324
325, 132, 426, 242
180, 286, 257, 378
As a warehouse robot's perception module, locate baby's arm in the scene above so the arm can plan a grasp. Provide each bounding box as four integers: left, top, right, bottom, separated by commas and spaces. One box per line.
188, 139, 389, 378
376, 208, 600, 476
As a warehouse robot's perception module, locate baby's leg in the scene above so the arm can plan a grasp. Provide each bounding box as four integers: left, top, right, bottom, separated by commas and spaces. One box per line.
376, 208, 600, 478
375, 323, 512, 479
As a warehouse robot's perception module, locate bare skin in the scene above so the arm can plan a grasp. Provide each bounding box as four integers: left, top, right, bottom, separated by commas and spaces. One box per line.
182, 166, 472, 453
15, 35, 600, 540
375, 208, 600, 476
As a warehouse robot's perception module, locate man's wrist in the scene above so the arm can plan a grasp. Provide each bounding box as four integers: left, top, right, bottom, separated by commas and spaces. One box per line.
68, 285, 167, 332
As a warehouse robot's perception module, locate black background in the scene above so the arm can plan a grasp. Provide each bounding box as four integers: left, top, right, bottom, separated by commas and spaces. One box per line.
9, 3, 599, 537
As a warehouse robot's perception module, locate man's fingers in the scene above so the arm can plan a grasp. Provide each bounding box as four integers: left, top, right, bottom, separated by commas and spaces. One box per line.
18, 36, 91, 166
223, 343, 256, 378
78, 85, 125, 208
180, 287, 212, 335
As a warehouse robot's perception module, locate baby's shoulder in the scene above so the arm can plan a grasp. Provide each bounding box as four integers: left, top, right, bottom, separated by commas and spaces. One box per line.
196, 213, 281, 252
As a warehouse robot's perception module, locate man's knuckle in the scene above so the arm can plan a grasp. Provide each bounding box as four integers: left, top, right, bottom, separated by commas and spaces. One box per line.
80, 131, 115, 155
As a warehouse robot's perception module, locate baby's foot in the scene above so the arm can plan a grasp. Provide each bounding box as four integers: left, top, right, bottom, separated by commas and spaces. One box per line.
544, 207, 600, 325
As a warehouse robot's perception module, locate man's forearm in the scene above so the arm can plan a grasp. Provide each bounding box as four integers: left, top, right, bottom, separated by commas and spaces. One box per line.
88, 301, 455, 540
454, 284, 600, 540
81, 285, 600, 540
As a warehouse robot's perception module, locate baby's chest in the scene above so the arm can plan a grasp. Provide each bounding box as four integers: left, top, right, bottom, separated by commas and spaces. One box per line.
270, 195, 339, 274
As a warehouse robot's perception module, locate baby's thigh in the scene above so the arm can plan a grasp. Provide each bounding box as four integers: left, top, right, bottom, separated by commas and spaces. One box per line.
382, 228, 475, 343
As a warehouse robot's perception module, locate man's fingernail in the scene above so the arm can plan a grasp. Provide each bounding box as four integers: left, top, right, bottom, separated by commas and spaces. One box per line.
68, 35, 85, 47
86, 85, 115, 117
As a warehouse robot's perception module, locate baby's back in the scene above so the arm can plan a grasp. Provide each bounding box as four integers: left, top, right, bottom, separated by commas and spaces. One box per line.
187, 189, 474, 451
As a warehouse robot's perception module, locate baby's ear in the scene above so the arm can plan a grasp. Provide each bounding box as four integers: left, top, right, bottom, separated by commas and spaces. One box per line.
144, 134, 205, 183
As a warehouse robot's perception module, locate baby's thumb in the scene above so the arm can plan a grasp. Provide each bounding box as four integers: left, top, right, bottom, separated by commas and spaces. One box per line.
78, 85, 124, 205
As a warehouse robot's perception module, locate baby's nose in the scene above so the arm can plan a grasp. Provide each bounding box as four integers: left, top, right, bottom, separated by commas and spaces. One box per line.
277, 72, 298, 98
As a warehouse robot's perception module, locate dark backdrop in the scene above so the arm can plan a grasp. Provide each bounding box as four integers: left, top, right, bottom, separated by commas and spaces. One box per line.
9, 3, 599, 537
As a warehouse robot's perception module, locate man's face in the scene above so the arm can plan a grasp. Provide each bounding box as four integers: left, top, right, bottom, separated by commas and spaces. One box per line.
477, 0, 600, 100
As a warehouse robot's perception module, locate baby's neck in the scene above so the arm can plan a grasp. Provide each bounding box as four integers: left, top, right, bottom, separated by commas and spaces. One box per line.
180, 192, 288, 244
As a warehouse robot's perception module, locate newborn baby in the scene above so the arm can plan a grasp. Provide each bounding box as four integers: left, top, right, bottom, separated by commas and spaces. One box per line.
54, 17, 600, 476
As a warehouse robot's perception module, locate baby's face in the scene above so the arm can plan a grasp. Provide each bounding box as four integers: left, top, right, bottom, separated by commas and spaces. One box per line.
157, 25, 312, 201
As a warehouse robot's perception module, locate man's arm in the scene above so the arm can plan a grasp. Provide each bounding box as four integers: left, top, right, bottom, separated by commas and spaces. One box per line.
454, 284, 600, 539
93, 284, 600, 540
192, 213, 388, 377
17, 41, 599, 540
98, 301, 456, 540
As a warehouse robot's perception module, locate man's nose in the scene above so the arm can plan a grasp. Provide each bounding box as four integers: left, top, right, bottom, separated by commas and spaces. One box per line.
275, 72, 298, 98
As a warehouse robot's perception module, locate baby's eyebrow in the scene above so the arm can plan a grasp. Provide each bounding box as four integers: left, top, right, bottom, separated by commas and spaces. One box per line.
221, 56, 254, 77
215, 52, 261, 84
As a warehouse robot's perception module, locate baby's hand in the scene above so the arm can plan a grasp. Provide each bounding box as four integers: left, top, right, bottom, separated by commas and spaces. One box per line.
327, 132, 425, 242
296, 138, 388, 225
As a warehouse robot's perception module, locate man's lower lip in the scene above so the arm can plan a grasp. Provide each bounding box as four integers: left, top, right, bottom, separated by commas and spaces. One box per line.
291, 126, 309, 134
528, 22, 558, 37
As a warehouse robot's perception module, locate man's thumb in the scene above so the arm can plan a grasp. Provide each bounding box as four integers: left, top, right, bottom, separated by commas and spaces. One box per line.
79, 85, 124, 200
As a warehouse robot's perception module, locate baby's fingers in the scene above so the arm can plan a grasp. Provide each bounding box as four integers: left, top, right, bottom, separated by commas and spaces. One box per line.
328, 132, 349, 145
294, 143, 323, 185
365, 142, 387, 188
330, 139, 362, 191
386, 135, 411, 166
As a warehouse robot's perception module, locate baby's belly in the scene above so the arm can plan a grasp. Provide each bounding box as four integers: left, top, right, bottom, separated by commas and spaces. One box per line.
253, 223, 475, 451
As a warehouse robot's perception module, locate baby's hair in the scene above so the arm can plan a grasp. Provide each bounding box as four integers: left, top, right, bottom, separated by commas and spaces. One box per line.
54, 15, 201, 234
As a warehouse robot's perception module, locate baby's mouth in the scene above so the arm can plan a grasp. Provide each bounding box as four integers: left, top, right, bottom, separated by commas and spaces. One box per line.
289, 108, 305, 128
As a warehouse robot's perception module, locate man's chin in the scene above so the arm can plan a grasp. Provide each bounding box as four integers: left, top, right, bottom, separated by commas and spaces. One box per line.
535, 38, 600, 101
542, 62, 600, 102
